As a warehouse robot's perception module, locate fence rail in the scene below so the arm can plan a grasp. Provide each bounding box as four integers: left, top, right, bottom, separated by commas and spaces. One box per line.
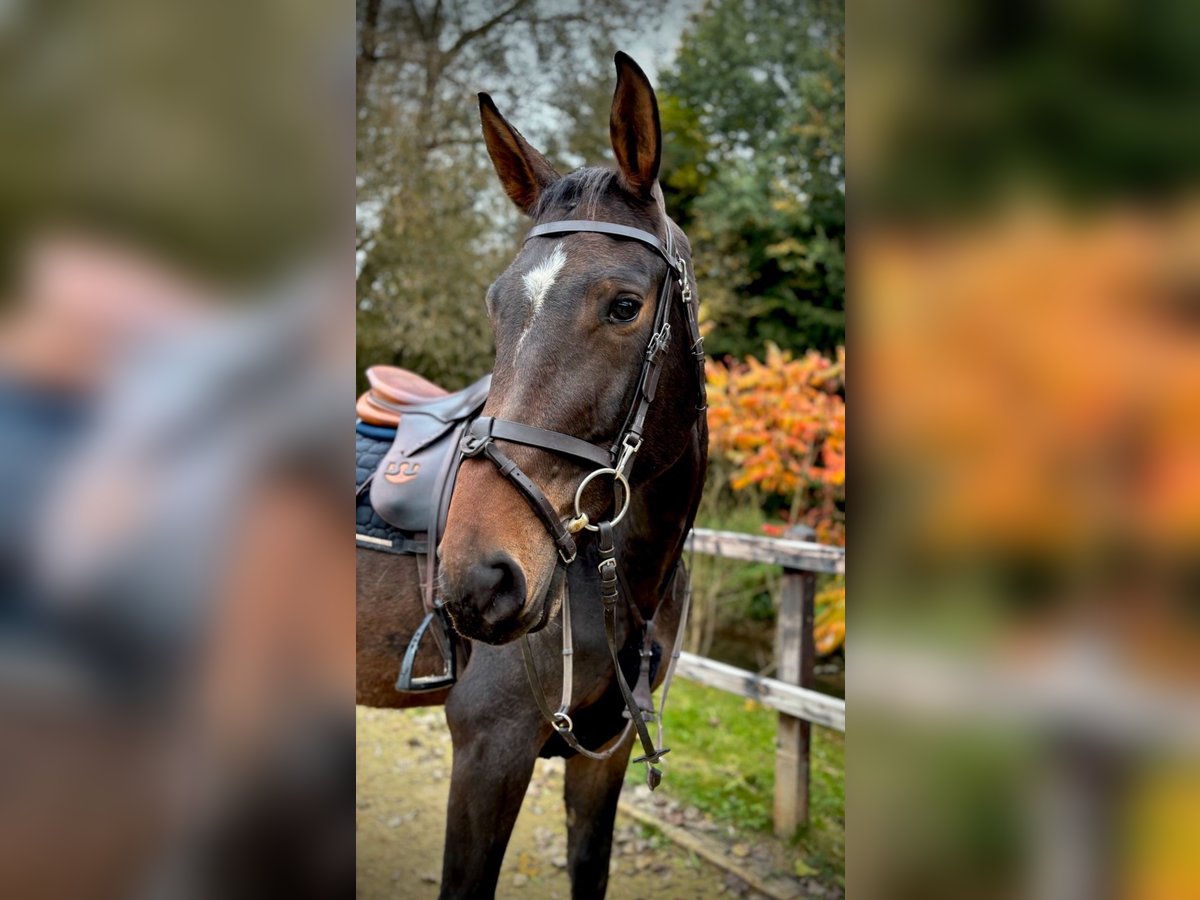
675, 652, 845, 732
686, 528, 845, 575
680, 526, 845, 837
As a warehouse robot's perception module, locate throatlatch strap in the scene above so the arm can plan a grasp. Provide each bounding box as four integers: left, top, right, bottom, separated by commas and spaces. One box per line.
654, 561, 692, 752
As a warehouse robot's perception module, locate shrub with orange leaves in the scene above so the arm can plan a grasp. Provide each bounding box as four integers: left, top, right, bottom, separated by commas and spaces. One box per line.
706, 343, 845, 546
706, 344, 846, 655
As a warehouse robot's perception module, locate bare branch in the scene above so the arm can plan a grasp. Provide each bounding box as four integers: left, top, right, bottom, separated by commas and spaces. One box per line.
357, 0, 384, 109
446, 0, 532, 57
404, 0, 430, 40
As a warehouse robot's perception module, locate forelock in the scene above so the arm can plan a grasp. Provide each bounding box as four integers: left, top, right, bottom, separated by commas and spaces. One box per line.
532, 167, 620, 220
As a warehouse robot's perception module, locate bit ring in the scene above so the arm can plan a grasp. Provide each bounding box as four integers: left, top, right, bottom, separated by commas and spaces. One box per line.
573, 468, 631, 531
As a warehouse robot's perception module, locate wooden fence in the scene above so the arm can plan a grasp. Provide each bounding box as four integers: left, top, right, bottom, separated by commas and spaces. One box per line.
680, 527, 846, 837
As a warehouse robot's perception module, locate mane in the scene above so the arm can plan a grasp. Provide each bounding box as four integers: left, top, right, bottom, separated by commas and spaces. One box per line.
531, 167, 621, 221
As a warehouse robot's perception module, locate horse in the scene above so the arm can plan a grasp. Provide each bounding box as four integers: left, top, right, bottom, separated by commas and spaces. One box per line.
356, 52, 708, 900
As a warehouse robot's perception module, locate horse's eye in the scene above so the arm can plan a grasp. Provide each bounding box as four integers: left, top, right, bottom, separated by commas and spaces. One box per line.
607, 296, 642, 324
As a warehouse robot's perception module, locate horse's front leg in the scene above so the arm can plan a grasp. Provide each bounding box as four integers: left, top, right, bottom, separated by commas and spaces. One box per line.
438, 688, 546, 899
563, 730, 635, 900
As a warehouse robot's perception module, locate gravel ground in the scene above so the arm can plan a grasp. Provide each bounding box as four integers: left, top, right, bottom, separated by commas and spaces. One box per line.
356, 706, 775, 900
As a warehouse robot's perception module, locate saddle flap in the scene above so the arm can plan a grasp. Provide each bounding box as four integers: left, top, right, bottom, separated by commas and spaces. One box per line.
368, 374, 490, 534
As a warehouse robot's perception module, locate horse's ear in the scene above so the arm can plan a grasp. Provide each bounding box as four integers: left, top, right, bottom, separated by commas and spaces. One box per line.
479, 92, 560, 216
609, 52, 662, 198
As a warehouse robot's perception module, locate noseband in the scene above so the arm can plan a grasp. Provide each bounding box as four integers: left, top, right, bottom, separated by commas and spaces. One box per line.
457, 215, 706, 786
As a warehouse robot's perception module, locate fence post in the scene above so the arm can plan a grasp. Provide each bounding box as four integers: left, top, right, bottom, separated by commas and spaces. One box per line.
774, 524, 816, 837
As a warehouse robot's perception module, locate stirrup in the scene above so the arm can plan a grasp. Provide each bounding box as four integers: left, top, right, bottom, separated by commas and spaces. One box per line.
395, 609, 457, 692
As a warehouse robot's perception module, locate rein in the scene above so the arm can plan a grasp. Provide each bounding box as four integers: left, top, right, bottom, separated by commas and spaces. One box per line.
458, 215, 706, 788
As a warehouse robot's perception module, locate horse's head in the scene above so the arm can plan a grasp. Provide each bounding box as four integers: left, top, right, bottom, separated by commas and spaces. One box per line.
439, 53, 703, 645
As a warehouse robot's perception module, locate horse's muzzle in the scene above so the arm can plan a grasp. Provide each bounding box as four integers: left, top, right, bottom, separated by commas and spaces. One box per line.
440, 552, 553, 644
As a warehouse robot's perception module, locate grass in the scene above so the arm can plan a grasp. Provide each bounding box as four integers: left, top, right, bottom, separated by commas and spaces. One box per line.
626, 678, 845, 882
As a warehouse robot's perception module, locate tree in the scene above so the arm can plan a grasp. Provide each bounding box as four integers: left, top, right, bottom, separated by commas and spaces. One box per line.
658, 0, 845, 358
356, 0, 649, 389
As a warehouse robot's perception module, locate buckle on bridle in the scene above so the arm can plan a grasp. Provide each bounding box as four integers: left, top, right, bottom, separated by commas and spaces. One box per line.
460, 433, 488, 457
677, 255, 692, 296
645, 323, 671, 361
633, 747, 670, 766
615, 434, 642, 480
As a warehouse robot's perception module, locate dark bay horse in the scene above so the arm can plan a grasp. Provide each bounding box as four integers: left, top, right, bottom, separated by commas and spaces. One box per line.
356, 52, 708, 899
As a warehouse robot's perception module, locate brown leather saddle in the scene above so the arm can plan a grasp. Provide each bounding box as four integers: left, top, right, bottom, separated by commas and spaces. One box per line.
356, 365, 447, 427
356, 366, 490, 693
358, 366, 490, 534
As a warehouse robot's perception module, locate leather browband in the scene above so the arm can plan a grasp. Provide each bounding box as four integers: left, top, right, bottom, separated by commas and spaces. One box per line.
524, 220, 678, 270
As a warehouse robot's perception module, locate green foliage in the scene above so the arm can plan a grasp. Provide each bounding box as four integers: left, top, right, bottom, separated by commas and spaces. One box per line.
659, 0, 845, 357
629, 679, 845, 881
356, 117, 506, 389
860, 0, 1200, 215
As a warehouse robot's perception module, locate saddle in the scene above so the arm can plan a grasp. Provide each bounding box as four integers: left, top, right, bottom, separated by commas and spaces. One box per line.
356, 366, 491, 692
356, 365, 448, 427
359, 367, 490, 533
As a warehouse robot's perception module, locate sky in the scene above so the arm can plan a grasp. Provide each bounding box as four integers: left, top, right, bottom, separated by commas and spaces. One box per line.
617, 0, 706, 83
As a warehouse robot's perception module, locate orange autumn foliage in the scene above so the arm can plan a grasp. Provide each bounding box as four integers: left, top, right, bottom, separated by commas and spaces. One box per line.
706, 344, 846, 656
814, 584, 846, 656
706, 343, 846, 546
861, 206, 1200, 554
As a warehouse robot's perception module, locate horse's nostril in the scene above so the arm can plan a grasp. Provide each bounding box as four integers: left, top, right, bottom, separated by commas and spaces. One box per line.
461, 552, 526, 625
490, 556, 518, 600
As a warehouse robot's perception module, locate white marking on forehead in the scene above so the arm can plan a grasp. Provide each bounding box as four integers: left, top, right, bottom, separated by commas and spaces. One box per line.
522, 242, 567, 315
514, 241, 567, 358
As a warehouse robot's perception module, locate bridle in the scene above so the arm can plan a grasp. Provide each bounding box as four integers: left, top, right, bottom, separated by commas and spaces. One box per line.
456, 214, 706, 787
460, 217, 705, 565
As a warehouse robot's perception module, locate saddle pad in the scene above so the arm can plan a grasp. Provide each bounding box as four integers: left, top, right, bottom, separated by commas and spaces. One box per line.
356, 423, 425, 553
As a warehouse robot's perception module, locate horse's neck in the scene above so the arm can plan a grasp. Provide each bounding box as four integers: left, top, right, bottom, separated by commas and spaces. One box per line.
617, 423, 706, 621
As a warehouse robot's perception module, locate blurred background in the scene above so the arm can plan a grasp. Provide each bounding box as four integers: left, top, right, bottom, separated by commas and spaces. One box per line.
1, 1, 352, 898
356, 0, 846, 897
852, 0, 1200, 898
7, 0, 1194, 895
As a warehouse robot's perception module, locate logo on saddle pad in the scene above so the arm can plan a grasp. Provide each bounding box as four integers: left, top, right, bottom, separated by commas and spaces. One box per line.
384, 460, 421, 485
